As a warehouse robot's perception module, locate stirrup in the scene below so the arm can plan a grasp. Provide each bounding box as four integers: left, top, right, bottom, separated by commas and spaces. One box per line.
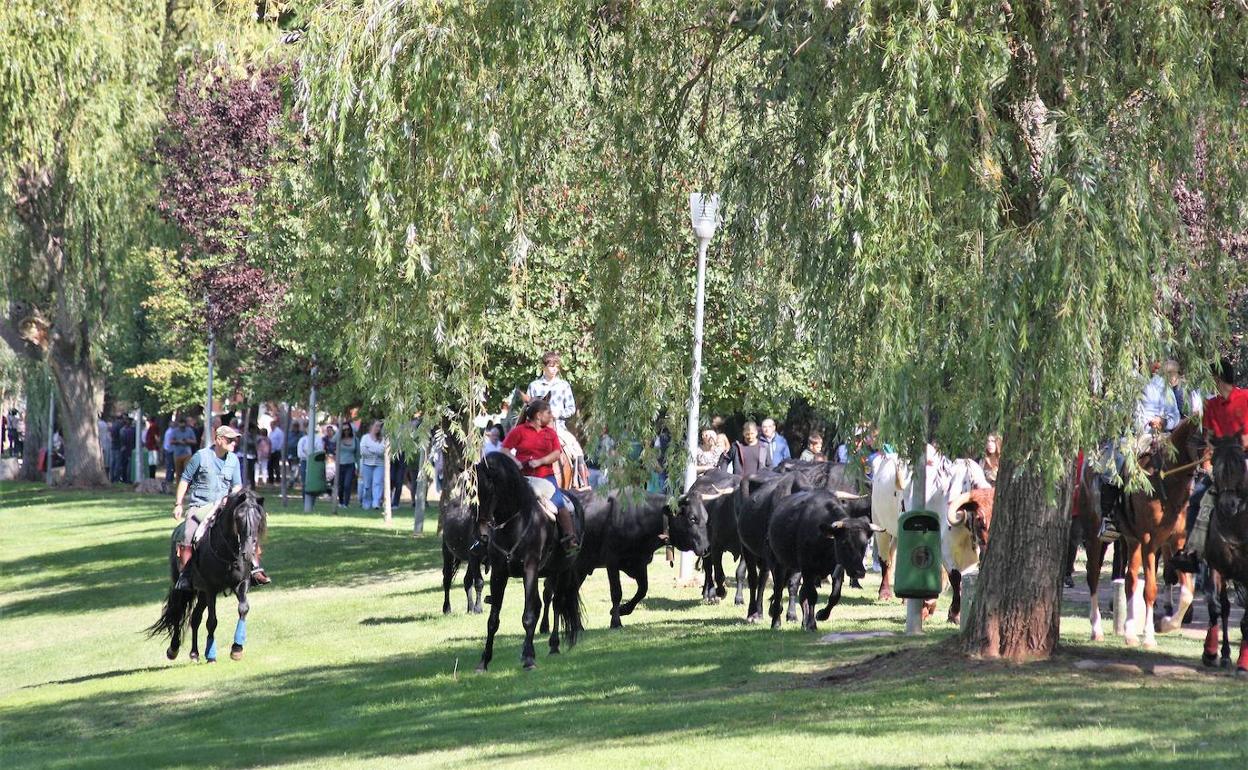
1097, 517, 1120, 543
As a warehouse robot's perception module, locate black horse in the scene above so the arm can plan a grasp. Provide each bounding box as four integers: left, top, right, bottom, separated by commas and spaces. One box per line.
440, 498, 485, 615
474, 453, 583, 671
147, 489, 268, 662
1202, 437, 1248, 672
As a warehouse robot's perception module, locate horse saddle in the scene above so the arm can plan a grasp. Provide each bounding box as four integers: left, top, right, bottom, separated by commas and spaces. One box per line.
525, 477, 560, 521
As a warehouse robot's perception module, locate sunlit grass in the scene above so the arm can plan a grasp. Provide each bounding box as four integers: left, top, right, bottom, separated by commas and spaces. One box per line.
1, 482, 1245, 768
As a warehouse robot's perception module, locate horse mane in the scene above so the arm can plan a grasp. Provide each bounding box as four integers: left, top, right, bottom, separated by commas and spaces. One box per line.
220, 488, 268, 539
477, 452, 540, 523
1212, 436, 1247, 495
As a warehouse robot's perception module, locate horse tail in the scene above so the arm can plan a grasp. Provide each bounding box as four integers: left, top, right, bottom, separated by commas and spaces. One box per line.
146, 586, 193, 640
553, 570, 585, 648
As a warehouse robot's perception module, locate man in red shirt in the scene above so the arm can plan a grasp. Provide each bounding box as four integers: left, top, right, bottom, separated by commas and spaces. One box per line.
1181, 358, 1247, 561
501, 399, 579, 551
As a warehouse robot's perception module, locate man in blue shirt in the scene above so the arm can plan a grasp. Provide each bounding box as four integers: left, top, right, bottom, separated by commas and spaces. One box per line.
760, 418, 791, 466
172, 425, 270, 591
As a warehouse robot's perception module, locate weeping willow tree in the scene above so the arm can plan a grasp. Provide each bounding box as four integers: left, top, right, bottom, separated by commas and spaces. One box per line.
297, 1, 1247, 659
0, 0, 165, 485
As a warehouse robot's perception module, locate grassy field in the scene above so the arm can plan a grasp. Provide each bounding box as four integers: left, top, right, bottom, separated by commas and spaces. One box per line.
2, 481, 1247, 769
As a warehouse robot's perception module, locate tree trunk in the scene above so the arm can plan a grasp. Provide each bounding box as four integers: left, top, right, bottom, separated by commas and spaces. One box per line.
18, 368, 49, 482
48, 353, 108, 487
960, 406, 1073, 660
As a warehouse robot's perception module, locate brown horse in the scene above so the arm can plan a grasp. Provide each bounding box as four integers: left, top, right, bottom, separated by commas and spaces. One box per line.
1071, 454, 1128, 641
1121, 418, 1200, 648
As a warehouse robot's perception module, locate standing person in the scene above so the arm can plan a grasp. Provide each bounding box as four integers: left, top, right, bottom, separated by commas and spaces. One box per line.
335, 424, 358, 506
760, 418, 791, 466
498, 399, 579, 552
255, 429, 272, 488
170, 416, 197, 479
98, 414, 113, 479
144, 417, 160, 479
170, 425, 270, 590
710, 415, 732, 456
359, 421, 386, 511
162, 418, 177, 482
980, 434, 1002, 485
524, 351, 586, 488
286, 420, 304, 480
729, 421, 772, 477
296, 421, 323, 485
799, 431, 826, 462
242, 424, 258, 487
119, 416, 136, 484
268, 419, 285, 484
482, 425, 504, 457
694, 428, 723, 474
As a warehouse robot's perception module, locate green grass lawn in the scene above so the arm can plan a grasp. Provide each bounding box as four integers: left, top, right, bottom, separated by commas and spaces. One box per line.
2, 481, 1246, 769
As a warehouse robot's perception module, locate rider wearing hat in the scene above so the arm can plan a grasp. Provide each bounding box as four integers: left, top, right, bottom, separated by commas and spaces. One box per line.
171, 424, 271, 591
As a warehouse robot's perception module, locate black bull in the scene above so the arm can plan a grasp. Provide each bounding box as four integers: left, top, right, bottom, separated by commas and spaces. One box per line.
539, 487, 711, 631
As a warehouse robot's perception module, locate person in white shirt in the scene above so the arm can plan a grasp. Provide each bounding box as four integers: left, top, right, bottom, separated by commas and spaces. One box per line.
482, 425, 504, 459
358, 421, 387, 511
523, 351, 585, 487
297, 421, 324, 485
268, 423, 285, 484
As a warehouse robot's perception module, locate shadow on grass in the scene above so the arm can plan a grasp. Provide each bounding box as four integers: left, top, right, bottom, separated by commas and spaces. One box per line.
5, 623, 1247, 769
0, 520, 447, 619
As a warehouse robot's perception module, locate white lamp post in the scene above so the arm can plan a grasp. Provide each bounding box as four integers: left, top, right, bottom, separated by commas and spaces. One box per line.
680, 193, 719, 583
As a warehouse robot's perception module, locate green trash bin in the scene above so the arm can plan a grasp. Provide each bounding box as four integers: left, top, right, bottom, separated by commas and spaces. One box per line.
895, 509, 942, 599
304, 450, 329, 495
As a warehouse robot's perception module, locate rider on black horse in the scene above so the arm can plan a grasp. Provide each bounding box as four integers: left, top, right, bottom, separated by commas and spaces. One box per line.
481, 398, 580, 556
172, 424, 271, 591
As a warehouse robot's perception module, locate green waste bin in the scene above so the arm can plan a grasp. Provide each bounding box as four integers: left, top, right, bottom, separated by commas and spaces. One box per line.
304, 450, 328, 495
895, 509, 942, 599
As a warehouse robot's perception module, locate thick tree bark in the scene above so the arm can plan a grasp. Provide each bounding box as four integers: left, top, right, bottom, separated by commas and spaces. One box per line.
48, 353, 108, 487
961, 393, 1073, 660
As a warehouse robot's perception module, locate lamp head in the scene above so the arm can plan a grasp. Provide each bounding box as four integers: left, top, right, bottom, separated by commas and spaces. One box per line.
689, 193, 720, 241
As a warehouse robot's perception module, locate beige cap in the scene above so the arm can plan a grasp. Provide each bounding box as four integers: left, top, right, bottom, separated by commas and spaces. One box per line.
216, 425, 242, 440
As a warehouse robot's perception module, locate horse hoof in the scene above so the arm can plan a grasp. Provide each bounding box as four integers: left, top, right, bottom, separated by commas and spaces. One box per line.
166, 648, 177, 661
705, 596, 720, 606
734, 596, 745, 606
549, 647, 560, 656
746, 615, 758, 625
1124, 636, 1139, 647
1157, 616, 1182, 633
610, 620, 622, 630
786, 613, 798, 623
472, 606, 483, 615
1203, 653, 1217, 667
878, 590, 894, 602
770, 620, 782, 630
716, 587, 728, 599
816, 609, 831, 622
189, 652, 199, 662
1142, 639, 1158, 651
442, 607, 452, 616
947, 612, 960, 626
1221, 657, 1232, 670
476, 662, 488, 673
1091, 631, 1104, 642
523, 659, 537, 671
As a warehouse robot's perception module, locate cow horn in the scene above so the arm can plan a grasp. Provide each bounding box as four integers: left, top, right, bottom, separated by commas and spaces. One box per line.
869, 523, 885, 533
946, 492, 972, 525
834, 491, 866, 500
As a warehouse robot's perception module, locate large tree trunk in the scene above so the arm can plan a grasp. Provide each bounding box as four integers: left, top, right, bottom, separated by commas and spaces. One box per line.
48, 353, 108, 487
960, 393, 1073, 660
18, 366, 49, 482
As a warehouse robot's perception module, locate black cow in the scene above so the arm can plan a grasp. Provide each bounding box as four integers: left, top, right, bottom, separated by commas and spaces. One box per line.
440, 499, 485, 615
737, 470, 816, 623
766, 488, 878, 631
689, 468, 746, 604
538, 487, 710, 631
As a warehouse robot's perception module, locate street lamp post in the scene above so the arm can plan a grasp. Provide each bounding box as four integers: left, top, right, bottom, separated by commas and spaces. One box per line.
680, 193, 720, 583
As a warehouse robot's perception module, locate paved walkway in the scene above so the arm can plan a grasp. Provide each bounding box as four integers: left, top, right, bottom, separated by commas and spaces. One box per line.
1063, 560, 1244, 640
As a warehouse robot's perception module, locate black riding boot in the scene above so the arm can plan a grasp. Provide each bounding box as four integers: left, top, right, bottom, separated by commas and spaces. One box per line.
556, 507, 579, 556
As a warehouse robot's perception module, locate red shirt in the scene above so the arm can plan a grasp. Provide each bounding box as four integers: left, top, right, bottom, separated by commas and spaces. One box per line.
502, 423, 562, 479
1203, 387, 1248, 438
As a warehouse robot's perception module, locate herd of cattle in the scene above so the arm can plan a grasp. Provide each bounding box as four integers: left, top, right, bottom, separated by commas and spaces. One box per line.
441, 449, 999, 637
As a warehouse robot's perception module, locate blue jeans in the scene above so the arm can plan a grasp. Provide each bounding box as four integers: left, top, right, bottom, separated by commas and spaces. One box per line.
338, 463, 357, 505
164, 452, 175, 482
361, 464, 384, 509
